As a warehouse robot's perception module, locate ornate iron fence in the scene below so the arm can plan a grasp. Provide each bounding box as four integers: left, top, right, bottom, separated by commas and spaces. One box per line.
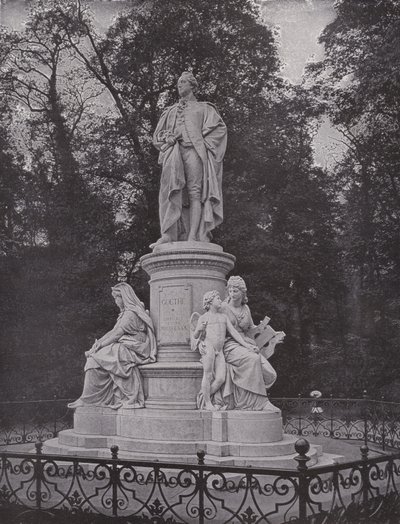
1, 441, 400, 523
0, 398, 73, 447
273, 395, 400, 451
2, 395, 400, 453
2, 397, 400, 521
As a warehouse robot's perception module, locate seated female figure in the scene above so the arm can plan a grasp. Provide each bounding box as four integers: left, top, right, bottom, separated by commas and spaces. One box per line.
68, 283, 156, 410
219, 276, 278, 411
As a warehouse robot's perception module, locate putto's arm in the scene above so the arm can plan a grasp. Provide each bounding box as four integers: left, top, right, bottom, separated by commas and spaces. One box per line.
194, 316, 207, 339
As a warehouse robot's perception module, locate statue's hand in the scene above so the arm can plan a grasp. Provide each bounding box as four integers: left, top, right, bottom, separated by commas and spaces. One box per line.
198, 321, 208, 341
246, 343, 259, 353
199, 342, 207, 356
90, 339, 101, 353
165, 136, 176, 146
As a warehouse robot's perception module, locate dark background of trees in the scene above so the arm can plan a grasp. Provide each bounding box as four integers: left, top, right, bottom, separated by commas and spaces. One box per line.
0, 0, 399, 401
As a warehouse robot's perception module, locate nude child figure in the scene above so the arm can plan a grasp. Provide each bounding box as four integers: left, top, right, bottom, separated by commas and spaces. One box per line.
193, 290, 257, 410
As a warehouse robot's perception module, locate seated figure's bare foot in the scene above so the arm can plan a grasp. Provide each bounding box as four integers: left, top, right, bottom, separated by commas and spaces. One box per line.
149, 234, 171, 249
187, 234, 197, 242
205, 401, 218, 411
67, 399, 85, 409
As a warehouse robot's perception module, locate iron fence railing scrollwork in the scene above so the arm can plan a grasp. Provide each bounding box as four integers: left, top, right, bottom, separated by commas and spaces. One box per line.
1, 440, 400, 523
0, 398, 73, 447
273, 393, 400, 452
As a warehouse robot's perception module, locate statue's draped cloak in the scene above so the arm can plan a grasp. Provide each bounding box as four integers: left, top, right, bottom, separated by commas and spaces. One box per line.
153, 101, 227, 241
78, 309, 156, 409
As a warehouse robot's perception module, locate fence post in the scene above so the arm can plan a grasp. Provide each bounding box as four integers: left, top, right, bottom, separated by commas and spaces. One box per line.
110, 445, 119, 519
294, 438, 310, 524
329, 394, 334, 438
53, 394, 58, 438
22, 395, 27, 443
298, 394, 303, 436
34, 441, 43, 518
197, 449, 206, 524
363, 390, 369, 449
360, 444, 370, 508
381, 396, 386, 452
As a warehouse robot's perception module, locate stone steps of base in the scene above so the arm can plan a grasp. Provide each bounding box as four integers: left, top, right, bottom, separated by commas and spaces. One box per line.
41, 437, 343, 469
57, 429, 302, 457
309, 452, 346, 467
43, 437, 322, 468
204, 448, 320, 467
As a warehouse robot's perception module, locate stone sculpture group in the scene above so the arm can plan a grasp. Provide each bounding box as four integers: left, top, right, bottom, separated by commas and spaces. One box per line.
70, 276, 284, 412
70, 72, 284, 413
49, 72, 341, 468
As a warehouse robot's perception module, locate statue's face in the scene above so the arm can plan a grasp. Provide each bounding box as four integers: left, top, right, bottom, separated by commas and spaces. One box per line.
228, 286, 243, 303
177, 76, 193, 98
113, 293, 124, 311
212, 294, 222, 310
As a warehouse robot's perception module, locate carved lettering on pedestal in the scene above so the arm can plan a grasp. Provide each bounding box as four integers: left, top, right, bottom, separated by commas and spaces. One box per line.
158, 285, 192, 344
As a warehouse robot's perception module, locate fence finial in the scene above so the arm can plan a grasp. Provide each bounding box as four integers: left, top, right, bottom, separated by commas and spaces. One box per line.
110, 445, 119, 460
197, 449, 205, 465
360, 444, 369, 460
294, 438, 310, 471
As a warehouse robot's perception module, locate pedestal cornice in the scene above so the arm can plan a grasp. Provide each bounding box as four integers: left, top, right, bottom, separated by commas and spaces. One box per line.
140, 243, 235, 275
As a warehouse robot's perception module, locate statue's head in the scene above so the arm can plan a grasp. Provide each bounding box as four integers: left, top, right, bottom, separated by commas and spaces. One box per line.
177, 71, 198, 97
226, 276, 248, 304
203, 290, 221, 311
111, 282, 145, 312
111, 285, 124, 311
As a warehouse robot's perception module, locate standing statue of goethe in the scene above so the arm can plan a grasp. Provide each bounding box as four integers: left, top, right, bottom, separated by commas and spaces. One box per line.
152, 72, 227, 247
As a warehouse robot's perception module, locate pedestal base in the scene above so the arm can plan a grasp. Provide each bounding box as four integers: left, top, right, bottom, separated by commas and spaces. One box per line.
141, 362, 203, 410
42, 406, 342, 468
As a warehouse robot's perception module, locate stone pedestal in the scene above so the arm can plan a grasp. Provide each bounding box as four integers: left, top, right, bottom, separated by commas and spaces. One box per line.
140, 241, 235, 363
45, 405, 343, 467
140, 361, 203, 410
45, 406, 309, 467
140, 242, 235, 410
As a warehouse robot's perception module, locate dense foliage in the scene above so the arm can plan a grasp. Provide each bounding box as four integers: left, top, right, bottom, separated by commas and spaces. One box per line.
307, 0, 400, 396
0, 0, 398, 400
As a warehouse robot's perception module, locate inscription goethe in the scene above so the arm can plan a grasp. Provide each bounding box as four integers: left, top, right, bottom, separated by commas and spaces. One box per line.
158, 285, 191, 344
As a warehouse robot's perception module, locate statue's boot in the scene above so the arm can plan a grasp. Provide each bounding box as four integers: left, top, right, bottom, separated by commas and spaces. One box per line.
149, 234, 172, 249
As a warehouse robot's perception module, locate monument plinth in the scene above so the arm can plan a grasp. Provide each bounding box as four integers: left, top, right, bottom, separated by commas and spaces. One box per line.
139, 241, 235, 409
140, 241, 235, 362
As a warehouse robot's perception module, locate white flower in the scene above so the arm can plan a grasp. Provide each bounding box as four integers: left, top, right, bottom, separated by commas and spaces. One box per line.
310, 390, 322, 398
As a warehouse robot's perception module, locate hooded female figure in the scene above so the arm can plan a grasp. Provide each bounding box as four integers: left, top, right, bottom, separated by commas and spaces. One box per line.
68, 283, 157, 409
